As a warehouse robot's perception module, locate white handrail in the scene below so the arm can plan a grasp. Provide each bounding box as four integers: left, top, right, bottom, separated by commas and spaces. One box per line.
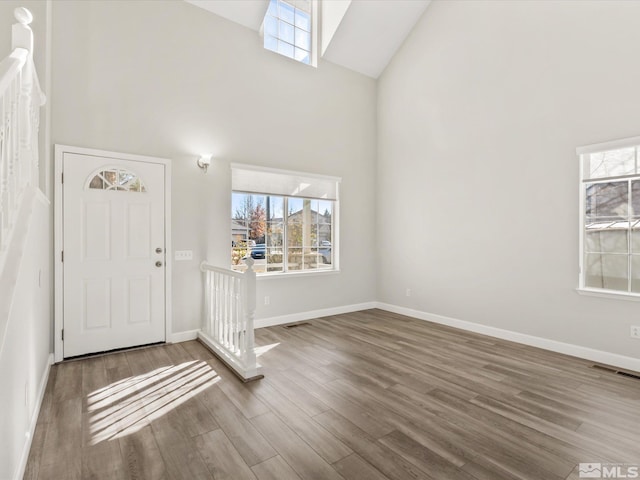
198, 258, 262, 381
0, 7, 46, 261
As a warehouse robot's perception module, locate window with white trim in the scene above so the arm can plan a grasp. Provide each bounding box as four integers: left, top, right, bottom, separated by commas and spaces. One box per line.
578, 136, 640, 296
261, 0, 314, 65
231, 164, 339, 275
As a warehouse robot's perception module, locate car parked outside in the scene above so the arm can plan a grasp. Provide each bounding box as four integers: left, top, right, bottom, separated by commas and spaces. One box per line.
319, 240, 331, 264
250, 244, 266, 259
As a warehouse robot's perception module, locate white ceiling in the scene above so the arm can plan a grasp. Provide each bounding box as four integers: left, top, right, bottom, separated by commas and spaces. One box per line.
184, 0, 431, 79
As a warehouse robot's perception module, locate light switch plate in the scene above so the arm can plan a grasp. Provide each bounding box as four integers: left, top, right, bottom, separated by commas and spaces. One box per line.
175, 250, 193, 261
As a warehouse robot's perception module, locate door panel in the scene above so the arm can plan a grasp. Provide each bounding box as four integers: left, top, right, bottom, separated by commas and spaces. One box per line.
63, 152, 166, 357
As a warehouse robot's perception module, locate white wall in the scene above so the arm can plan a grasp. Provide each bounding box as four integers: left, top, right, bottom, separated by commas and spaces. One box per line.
51, 0, 377, 334
377, 0, 640, 360
0, 190, 52, 480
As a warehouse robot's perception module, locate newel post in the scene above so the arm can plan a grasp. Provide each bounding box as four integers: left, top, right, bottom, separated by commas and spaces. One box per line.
12, 8, 33, 53
243, 257, 257, 368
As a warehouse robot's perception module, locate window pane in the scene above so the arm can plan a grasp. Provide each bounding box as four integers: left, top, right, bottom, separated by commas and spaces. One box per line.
279, 21, 294, 45
631, 180, 640, 218
584, 253, 628, 291
278, 0, 295, 24
231, 193, 267, 272
278, 39, 294, 58
294, 47, 309, 64
264, 15, 278, 38
586, 147, 636, 179
584, 229, 628, 253
287, 198, 303, 271
295, 28, 310, 50
585, 181, 628, 221
295, 9, 310, 31
631, 222, 640, 254
264, 34, 278, 52
265, 196, 284, 273
631, 255, 640, 293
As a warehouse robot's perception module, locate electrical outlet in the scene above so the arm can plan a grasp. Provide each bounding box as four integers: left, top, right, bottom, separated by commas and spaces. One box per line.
405, 288, 411, 297
264, 296, 270, 306
174, 250, 193, 261
631, 325, 640, 339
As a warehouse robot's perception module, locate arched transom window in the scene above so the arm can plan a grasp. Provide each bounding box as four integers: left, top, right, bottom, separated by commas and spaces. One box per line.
87, 168, 147, 192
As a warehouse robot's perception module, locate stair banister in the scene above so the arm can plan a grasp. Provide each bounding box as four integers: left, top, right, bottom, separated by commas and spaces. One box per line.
199, 258, 263, 382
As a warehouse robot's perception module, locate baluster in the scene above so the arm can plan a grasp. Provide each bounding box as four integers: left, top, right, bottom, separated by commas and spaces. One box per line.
215, 271, 220, 342
244, 258, 257, 370
231, 276, 237, 353
217, 273, 222, 344
204, 270, 211, 336
224, 274, 230, 348
236, 276, 242, 355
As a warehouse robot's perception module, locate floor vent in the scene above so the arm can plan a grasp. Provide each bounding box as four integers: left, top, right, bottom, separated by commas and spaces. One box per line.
617, 371, 640, 380
283, 322, 311, 329
592, 364, 640, 380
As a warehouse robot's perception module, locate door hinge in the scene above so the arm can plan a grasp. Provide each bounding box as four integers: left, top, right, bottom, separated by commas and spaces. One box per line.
61, 251, 64, 262
61, 172, 64, 183
61, 329, 64, 341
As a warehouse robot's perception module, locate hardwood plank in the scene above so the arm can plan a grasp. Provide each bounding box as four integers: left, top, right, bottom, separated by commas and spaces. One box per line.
164, 342, 195, 364
378, 430, 476, 480
252, 455, 303, 480
81, 439, 128, 480
201, 385, 276, 466
38, 396, 82, 479
280, 368, 394, 439
332, 453, 391, 480
194, 428, 257, 480
313, 410, 432, 480
251, 379, 352, 463
261, 370, 331, 417
251, 412, 345, 480
119, 425, 168, 480
52, 360, 83, 403
150, 410, 212, 480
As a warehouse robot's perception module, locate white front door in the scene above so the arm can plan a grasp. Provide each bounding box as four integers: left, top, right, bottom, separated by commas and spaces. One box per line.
62, 152, 167, 358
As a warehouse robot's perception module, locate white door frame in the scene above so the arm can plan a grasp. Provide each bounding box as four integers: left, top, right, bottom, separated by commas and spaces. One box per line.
54, 145, 172, 363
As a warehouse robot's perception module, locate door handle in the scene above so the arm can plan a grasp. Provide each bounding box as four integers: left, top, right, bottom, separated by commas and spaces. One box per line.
155, 261, 163, 267
155, 247, 163, 254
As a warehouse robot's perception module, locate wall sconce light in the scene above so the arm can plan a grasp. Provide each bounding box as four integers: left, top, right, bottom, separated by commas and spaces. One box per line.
197, 154, 212, 173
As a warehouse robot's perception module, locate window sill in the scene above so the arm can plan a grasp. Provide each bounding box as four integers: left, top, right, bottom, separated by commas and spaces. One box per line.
576, 287, 640, 302
257, 269, 340, 280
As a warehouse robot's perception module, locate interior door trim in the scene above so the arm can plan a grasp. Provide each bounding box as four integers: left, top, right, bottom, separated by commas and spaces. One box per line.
54, 145, 172, 363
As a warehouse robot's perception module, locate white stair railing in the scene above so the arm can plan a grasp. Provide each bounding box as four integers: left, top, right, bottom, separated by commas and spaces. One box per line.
199, 258, 263, 381
0, 8, 45, 260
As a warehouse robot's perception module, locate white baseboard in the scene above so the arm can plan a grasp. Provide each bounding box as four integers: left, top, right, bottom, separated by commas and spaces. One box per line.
376, 302, 640, 373
170, 330, 199, 343
15, 353, 54, 480
255, 302, 377, 329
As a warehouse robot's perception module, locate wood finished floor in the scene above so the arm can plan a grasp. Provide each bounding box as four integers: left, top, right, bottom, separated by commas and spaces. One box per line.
25, 309, 640, 480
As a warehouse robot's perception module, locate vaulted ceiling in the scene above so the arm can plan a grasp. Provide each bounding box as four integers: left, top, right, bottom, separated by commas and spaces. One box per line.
184, 0, 431, 78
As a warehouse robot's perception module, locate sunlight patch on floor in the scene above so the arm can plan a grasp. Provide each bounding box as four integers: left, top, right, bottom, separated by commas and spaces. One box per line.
255, 342, 280, 357
88, 360, 220, 444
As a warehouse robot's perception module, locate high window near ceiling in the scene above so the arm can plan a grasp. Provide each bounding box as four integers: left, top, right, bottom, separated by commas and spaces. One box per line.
261, 0, 315, 66
231, 164, 339, 275
578, 136, 640, 297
